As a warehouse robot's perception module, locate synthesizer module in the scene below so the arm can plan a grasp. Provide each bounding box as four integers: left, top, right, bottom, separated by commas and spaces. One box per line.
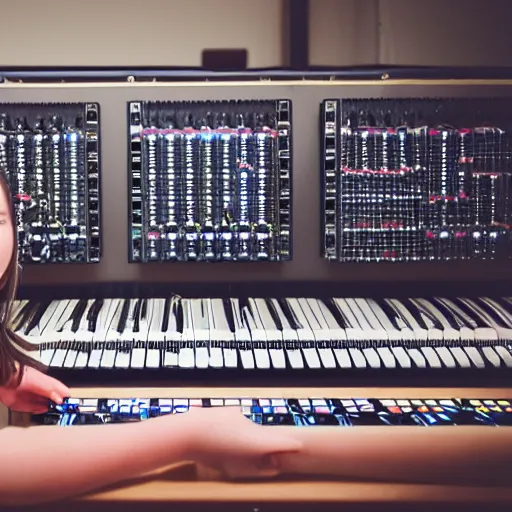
128, 100, 292, 263
0, 102, 101, 264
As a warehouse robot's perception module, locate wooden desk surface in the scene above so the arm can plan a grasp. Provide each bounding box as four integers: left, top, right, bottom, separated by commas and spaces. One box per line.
26, 386, 512, 509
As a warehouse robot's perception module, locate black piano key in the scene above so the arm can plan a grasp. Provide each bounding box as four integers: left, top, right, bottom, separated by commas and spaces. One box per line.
24, 301, 51, 335
452, 299, 492, 328
70, 300, 89, 333
88, 299, 104, 333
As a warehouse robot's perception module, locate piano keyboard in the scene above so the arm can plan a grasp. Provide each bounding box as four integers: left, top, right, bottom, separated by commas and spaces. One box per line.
11, 296, 512, 384
35, 396, 512, 427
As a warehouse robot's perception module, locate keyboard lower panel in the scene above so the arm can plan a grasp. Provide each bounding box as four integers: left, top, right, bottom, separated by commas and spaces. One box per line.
46, 366, 512, 388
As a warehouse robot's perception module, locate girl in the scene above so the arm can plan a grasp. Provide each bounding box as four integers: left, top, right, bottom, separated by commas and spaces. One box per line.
0, 172, 302, 506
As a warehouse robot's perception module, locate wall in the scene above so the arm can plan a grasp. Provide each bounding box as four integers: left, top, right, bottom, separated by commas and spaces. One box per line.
2, 0, 512, 69
378, 0, 512, 66
0, 0, 283, 68
0, 405, 7, 429
309, 0, 379, 67
309, 0, 512, 67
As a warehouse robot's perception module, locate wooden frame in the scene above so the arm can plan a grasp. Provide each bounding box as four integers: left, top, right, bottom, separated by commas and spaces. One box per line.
9, 386, 512, 509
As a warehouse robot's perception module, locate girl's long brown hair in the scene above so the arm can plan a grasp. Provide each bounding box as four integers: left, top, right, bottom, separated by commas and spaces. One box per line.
0, 172, 46, 386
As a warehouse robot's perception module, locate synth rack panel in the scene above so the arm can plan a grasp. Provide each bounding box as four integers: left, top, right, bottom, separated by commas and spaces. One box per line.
0, 103, 101, 264
34, 396, 512, 427
128, 100, 292, 263
321, 98, 512, 263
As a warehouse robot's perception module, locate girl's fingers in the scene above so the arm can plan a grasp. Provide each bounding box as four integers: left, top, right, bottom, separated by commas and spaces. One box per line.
23, 368, 70, 402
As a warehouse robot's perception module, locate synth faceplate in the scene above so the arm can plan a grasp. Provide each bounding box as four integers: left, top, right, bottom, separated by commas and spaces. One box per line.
0, 102, 101, 264
34, 396, 512, 427
128, 100, 292, 263
322, 97, 512, 262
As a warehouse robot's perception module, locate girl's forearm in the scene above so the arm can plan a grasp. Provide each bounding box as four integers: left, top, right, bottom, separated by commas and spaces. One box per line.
0, 414, 192, 506
275, 426, 512, 486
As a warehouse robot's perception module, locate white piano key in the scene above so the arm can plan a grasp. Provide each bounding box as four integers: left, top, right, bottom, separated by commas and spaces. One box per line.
329, 299, 367, 368
49, 349, 68, 368
222, 348, 238, 369
352, 299, 397, 369
87, 298, 116, 368
407, 348, 427, 368
208, 347, 224, 368
386, 299, 430, 368
101, 299, 125, 368
254, 298, 287, 369
40, 349, 55, 366
364, 299, 412, 369
132, 299, 153, 369
148, 298, 166, 337
435, 298, 484, 369
53, 325, 73, 367
231, 299, 255, 370
179, 349, 196, 368
180, 300, 197, 369
191, 299, 211, 369
286, 298, 321, 369
300, 299, 336, 369
164, 349, 179, 367
87, 349, 103, 369
480, 298, 512, 328
48, 300, 81, 367
466, 298, 512, 368
314, 299, 352, 369
24, 300, 60, 341
11, 300, 28, 321
481, 346, 502, 368
130, 347, 146, 368
250, 331, 272, 369
408, 299, 453, 369
145, 348, 160, 369
270, 299, 304, 369
74, 350, 89, 369
464, 347, 486, 369
63, 350, 78, 369
115, 350, 131, 369
210, 299, 236, 368
67, 299, 97, 368
451, 298, 503, 368
100, 348, 116, 368
163, 298, 182, 367
446, 346, 471, 368
116, 299, 137, 368
29, 300, 69, 364
334, 298, 375, 368
414, 299, 460, 368
245, 300, 271, 369
494, 345, 512, 368
419, 347, 442, 368
348, 347, 367, 369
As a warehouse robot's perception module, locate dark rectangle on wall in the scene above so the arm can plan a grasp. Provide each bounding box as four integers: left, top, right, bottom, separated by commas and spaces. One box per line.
128, 100, 293, 263
0, 103, 101, 264
321, 97, 512, 263
282, 0, 309, 69
202, 49, 248, 71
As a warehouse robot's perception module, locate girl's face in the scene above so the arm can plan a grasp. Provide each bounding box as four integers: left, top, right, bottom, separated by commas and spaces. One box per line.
0, 184, 13, 284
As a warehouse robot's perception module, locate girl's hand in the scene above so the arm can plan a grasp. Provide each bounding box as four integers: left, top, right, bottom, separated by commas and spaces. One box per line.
0, 366, 70, 413
180, 406, 302, 479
